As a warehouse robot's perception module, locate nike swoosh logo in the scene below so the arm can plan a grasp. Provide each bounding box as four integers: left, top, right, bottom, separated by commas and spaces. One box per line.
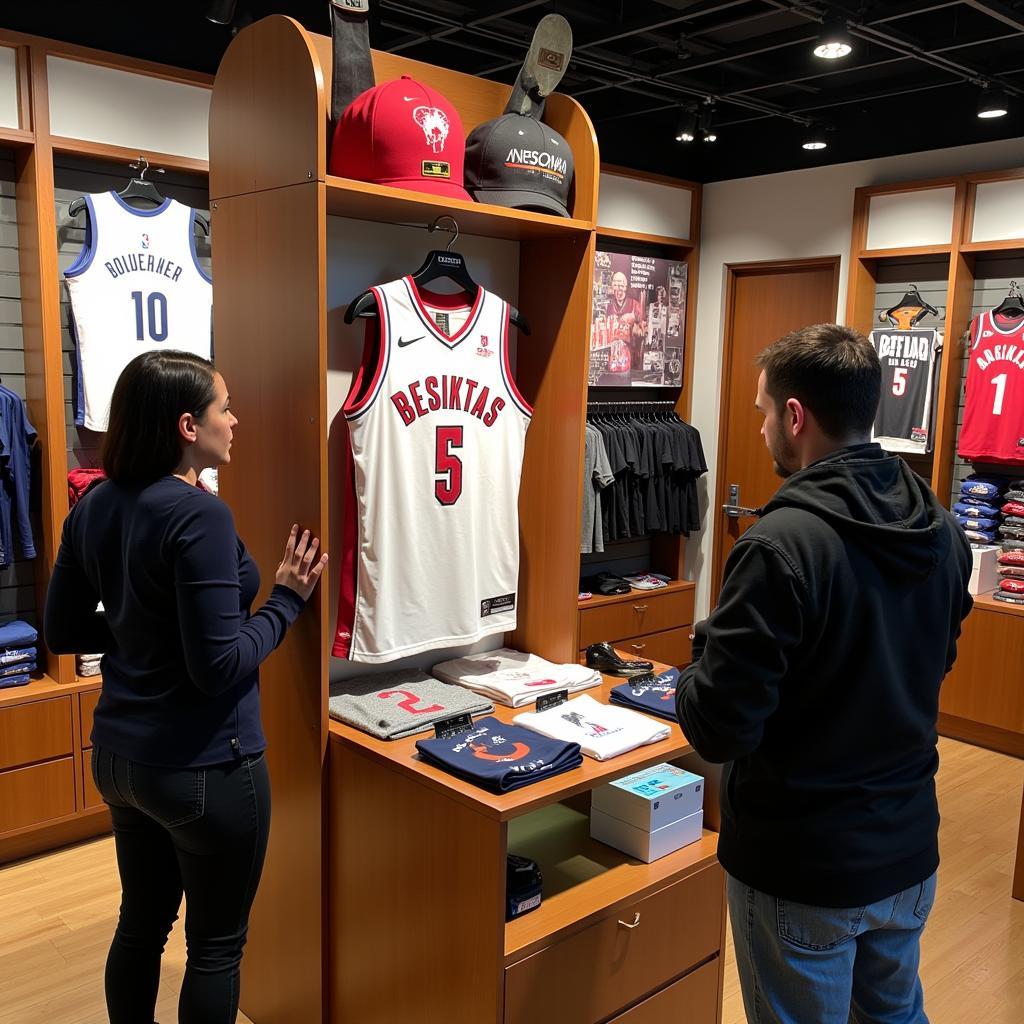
397, 336, 424, 348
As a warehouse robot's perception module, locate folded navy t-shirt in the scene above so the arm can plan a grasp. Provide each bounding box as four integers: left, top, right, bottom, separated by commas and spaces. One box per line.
0, 620, 37, 648
415, 717, 582, 792
610, 668, 679, 721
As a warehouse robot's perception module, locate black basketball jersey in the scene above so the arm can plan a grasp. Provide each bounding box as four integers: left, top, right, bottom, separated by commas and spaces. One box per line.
869, 328, 942, 454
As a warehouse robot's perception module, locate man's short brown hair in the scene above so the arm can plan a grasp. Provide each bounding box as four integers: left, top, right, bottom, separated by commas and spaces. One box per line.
756, 323, 881, 439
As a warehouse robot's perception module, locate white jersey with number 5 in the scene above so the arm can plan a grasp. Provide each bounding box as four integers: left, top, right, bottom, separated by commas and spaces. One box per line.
333, 276, 531, 664
64, 191, 212, 431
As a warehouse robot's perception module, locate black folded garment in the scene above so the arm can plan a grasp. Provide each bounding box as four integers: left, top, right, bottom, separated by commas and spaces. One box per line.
580, 572, 631, 596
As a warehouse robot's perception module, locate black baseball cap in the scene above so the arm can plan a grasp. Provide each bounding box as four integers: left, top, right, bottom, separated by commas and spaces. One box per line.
464, 113, 574, 218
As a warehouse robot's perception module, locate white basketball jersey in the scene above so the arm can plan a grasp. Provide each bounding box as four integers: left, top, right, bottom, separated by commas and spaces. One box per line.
333, 276, 531, 664
64, 191, 212, 431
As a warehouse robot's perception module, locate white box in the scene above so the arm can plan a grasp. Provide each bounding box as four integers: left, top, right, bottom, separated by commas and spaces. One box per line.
591, 764, 704, 832
969, 545, 999, 595
590, 807, 703, 863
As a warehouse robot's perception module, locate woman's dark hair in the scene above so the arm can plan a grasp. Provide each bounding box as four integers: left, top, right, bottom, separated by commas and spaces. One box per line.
101, 350, 217, 484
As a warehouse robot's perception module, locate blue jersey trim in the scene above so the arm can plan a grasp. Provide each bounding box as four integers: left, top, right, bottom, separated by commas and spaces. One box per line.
110, 190, 172, 217
190, 210, 213, 283
64, 194, 98, 278
68, 312, 85, 427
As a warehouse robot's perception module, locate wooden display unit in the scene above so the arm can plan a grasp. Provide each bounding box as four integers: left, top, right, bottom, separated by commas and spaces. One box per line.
0, 30, 215, 863
847, 172, 1024, 761
209, 16, 723, 1023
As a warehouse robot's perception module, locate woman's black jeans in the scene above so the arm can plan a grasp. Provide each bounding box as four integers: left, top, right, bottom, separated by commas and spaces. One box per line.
91, 746, 271, 1024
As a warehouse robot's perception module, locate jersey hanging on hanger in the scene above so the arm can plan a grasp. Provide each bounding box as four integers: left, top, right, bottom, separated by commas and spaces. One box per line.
958, 310, 1024, 463
869, 327, 943, 454
333, 276, 532, 664
64, 191, 212, 431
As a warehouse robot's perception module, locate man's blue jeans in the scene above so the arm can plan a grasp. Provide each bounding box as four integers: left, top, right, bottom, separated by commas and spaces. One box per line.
727, 872, 937, 1023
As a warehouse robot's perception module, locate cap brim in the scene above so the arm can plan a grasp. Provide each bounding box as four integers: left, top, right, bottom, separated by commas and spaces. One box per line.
470, 188, 570, 218
387, 177, 472, 201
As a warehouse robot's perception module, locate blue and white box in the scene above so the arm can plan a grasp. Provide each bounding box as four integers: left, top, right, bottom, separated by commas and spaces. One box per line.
591, 763, 704, 833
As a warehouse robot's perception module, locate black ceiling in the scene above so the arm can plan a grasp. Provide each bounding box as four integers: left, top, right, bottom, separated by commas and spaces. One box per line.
5, 1, 1024, 182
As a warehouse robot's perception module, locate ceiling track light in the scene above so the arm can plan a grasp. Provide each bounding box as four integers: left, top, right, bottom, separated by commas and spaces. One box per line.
813, 17, 853, 60
802, 126, 828, 150
978, 86, 1010, 119
205, 0, 237, 25
675, 107, 697, 143
698, 103, 717, 143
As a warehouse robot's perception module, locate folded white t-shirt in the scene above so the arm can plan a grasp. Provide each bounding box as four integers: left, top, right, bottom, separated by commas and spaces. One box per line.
431, 648, 601, 708
513, 694, 670, 760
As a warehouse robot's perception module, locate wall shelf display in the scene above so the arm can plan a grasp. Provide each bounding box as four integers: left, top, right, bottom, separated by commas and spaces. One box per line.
847, 170, 1024, 760
209, 16, 722, 1024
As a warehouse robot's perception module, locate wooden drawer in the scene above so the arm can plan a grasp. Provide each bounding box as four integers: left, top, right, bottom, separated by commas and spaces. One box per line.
505, 862, 723, 1024
0, 696, 73, 771
579, 588, 694, 649
0, 757, 77, 832
610, 959, 719, 1023
82, 750, 103, 809
80, 689, 101, 748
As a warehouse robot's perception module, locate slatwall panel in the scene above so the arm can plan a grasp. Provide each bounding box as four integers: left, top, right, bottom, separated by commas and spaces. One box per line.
0, 151, 43, 625
54, 155, 211, 469
580, 538, 653, 582
948, 255, 1024, 505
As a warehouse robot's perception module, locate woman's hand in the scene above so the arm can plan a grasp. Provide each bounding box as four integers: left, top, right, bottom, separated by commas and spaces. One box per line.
275, 524, 328, 602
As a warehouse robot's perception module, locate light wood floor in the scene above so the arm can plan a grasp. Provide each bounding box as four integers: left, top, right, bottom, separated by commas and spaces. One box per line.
0, 737, 1021, 1023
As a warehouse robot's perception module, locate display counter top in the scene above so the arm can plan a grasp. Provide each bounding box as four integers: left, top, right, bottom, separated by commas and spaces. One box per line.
328, 666, 693, 822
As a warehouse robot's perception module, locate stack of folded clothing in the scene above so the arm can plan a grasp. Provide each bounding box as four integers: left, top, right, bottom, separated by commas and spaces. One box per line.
415, 717, 582, 792
999, 480, 1024, 552
328, 669, 493, 740
994, 549, 1024, 606
432, 649, 600, 708
995, 576, 1024, 606
513, 694, 670, 761
609, 668, 679, 722
954, 475, 1007, 545
0, 619, 37, 689
77, 654, 102, 677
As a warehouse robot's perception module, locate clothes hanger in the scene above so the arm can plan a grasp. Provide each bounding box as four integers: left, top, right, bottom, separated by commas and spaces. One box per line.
69, 156, 210, 235
344, 216, 531, 334
992, 280, 1024, 319
881, 284, 938, 328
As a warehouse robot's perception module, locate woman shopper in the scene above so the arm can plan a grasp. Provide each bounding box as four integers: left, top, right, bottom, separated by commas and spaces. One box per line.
44, 350, 328, 1024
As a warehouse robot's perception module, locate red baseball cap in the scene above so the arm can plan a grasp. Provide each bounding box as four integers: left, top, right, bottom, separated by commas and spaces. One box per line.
330, 75, 470, 201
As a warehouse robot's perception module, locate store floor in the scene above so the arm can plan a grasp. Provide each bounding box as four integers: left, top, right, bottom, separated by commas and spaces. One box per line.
0, 737, 1021, 1023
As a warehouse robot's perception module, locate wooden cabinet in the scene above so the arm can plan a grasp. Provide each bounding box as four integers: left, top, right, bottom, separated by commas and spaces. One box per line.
609, 960, 720, 1023
504, 863, 723, 1024
0, 757, 76, 832
578, 582, 695, 669
80, 689, 100, 748
82, 751, 102, 809
0, 696, 73, 770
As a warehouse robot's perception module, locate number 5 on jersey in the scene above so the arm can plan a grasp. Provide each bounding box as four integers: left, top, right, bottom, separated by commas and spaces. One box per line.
435, 425, 463, 505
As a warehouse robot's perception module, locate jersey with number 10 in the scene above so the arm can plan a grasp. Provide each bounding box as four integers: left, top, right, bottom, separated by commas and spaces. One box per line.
959, 311, 1024, 463
64, 191, 212, 431
333, 276, 532, 664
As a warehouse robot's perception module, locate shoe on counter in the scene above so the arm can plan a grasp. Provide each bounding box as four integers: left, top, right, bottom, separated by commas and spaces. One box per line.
586, 642, 654, 676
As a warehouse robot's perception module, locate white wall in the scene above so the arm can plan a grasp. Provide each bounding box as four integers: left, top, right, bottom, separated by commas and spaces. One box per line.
689, 135, 1024, 617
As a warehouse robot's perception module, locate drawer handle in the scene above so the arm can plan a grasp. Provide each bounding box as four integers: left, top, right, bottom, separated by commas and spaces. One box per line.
630, 643, 646, 652
632, 604, 648, 613
618, 913, 641, 930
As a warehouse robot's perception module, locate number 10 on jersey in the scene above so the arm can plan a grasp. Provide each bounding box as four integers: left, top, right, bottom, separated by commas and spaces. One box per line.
131, 291, 168, 342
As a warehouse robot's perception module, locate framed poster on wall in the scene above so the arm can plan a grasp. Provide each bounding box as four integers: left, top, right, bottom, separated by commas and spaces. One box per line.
588, 250, 687, 387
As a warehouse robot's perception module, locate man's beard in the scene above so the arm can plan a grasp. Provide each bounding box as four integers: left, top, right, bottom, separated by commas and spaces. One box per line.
769, 430, 798, 479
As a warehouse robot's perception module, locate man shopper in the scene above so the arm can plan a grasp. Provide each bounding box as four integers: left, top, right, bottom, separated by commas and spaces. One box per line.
676, 324, 973, 1023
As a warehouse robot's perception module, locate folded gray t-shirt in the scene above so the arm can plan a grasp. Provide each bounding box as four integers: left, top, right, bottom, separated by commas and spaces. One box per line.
328, 670, 493, 740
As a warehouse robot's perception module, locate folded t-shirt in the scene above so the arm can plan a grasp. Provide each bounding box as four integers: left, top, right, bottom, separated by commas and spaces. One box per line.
1006, 489, 1024, 502
999, 526, 1024, 541
1000, 579, 1024, 594
1003, 501, 1024, 518
998, 565, 1024, 578
961, 480, 1004, 500
609, 669, 679, 722
0, 673, 30, 690
0, 660, 34, 678
1003, 516, 1024, 529
965, 528, 997, 544
0, 645, 35, 666
1002, 539, 1024, 550
1000, 550, 1024, 565
328, 670, 493, 740
956, 514, 998, 532
513, 694, 671, 761
432, 649, 601, 708
954, 500, 1002, 518
993, 591, 1024, 606
0, 620, 37, 648
415, 717, 582, 792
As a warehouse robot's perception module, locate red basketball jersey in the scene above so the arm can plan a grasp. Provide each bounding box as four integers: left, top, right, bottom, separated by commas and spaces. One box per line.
958, 311, 1024, 463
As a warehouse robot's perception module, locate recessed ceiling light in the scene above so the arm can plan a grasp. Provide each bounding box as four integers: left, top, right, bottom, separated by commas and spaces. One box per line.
814, 19, 853, 60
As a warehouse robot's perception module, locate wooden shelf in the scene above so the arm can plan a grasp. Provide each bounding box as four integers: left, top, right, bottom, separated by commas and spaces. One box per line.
0, 126, 34, 148
972, 590, 1024, 618
959, 239, 1024, 255
596, 225, 693, 250
579, 579, 694, 611
504, 801, 717, 961
857, 244, 952, 259
50, 135, 209, 175
326, 175, 594, 241
0, 673, 99, 709
328, 671, 694, 822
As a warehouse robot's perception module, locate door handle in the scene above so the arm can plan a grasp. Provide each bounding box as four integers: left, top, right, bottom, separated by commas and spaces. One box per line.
722, 482, 760, 519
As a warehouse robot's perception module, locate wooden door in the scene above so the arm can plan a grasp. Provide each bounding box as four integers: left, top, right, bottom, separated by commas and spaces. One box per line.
711, 258, 840, 602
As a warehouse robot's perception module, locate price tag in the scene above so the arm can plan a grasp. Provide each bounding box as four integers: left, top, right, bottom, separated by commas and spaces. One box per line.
536, 690, 568, 712
433, 712, 474, 739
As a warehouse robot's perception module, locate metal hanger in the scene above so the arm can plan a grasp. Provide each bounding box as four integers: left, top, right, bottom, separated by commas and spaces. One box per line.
993, 280, 1024, 319
881, 284, 939, 328
344, 216, 531, 334
69, 156, 210, 235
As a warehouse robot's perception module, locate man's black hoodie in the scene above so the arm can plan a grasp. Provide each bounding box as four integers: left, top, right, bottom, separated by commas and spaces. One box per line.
677, 443, 973, 907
